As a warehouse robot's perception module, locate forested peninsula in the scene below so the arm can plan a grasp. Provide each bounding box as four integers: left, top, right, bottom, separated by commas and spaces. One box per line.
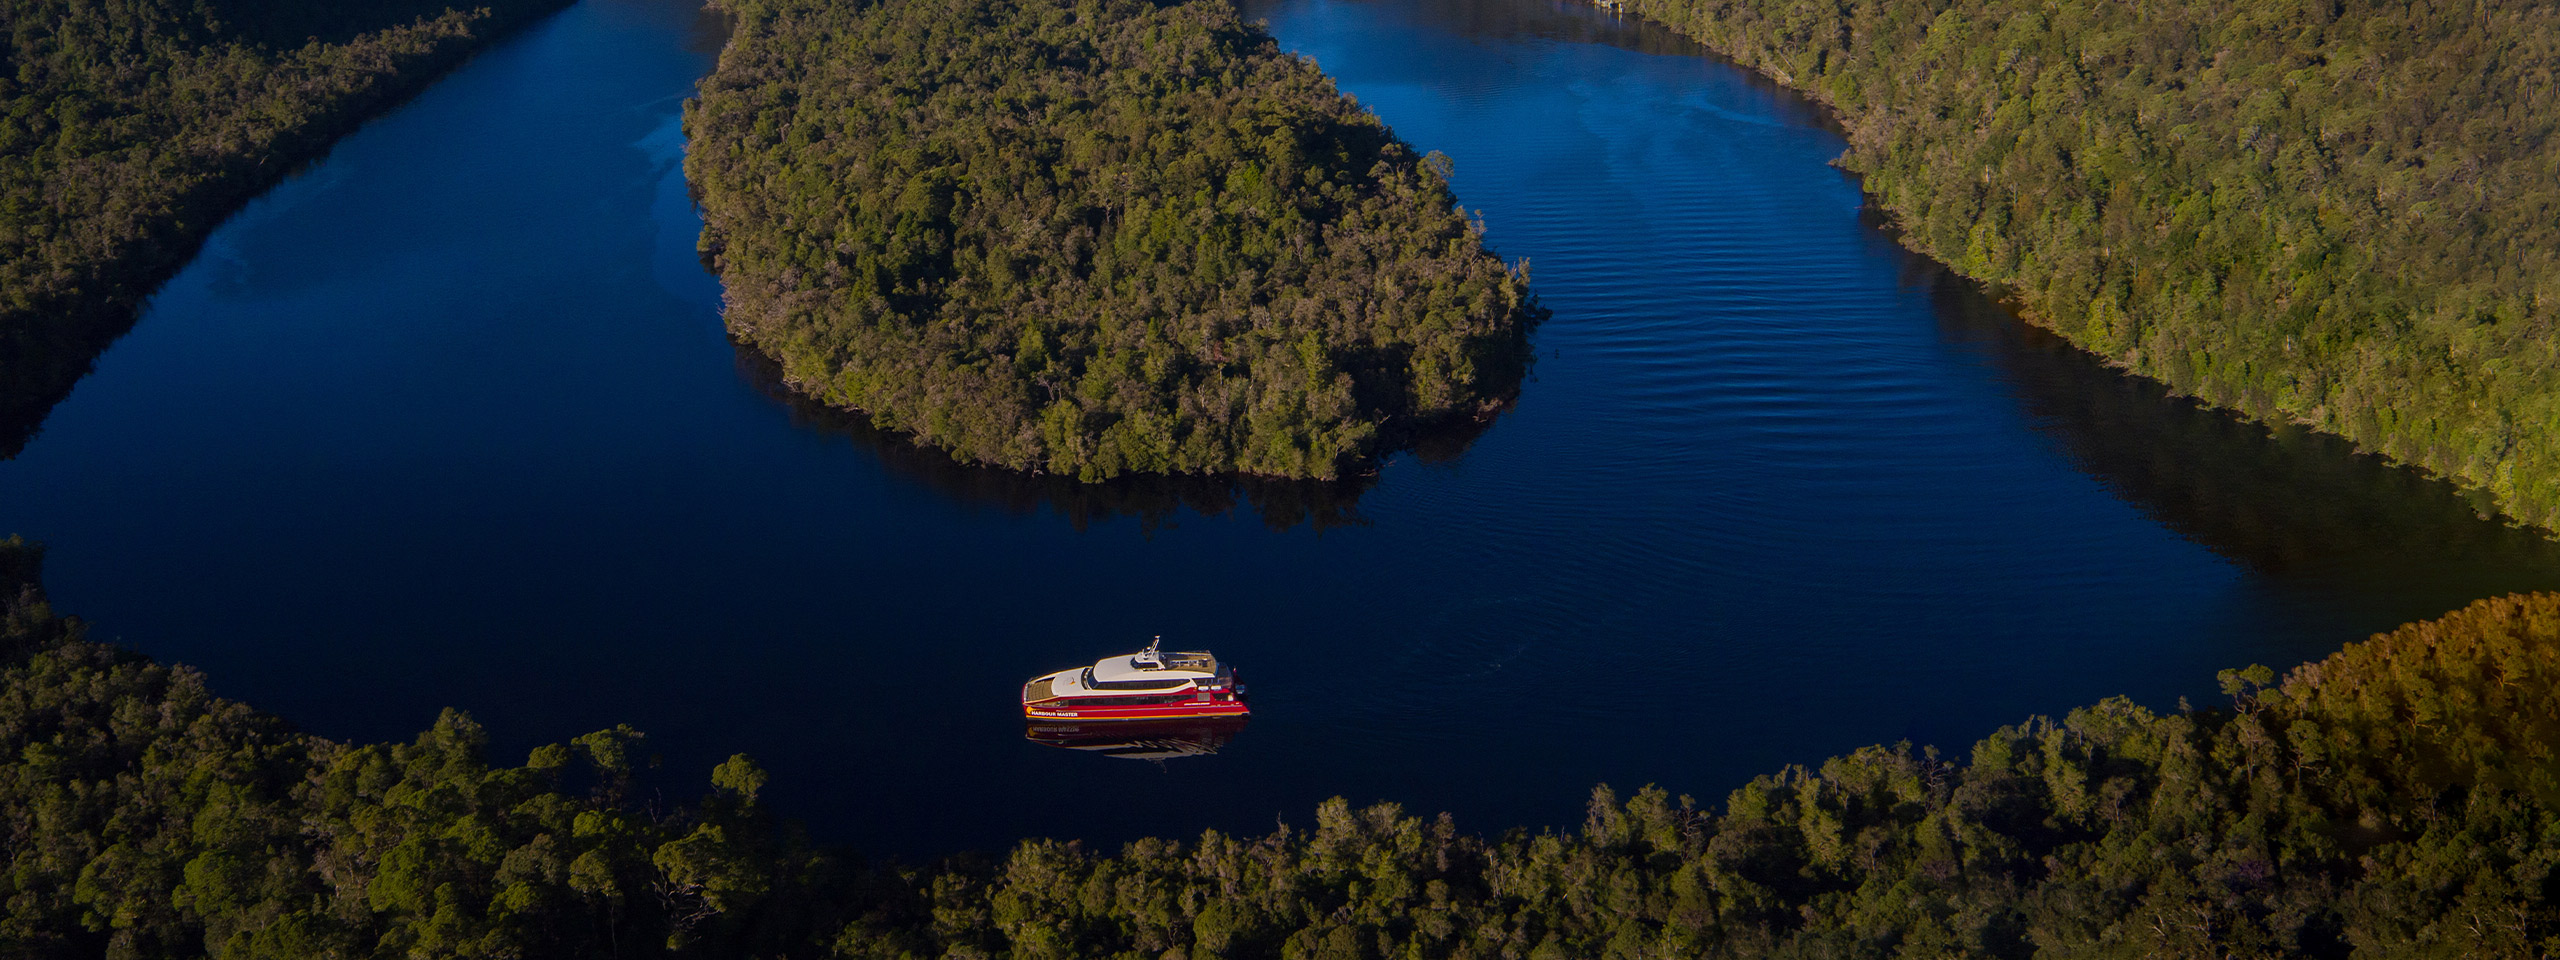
684, 0, 1540, 481
0, 0, 569, 456
4, 532, 2552, 957
1579, 0, 2560, 527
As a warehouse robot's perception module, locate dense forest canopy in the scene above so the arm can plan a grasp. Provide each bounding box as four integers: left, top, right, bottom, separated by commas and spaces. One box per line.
3, 531, 2553, 957
0, 0, 569, 457
684, 0, 1541, 481
1595, 0, 2560, 528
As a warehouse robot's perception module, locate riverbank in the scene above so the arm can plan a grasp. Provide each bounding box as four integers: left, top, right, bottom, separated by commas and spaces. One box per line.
1587, 0, 2560, 533
0, 0, 573, 457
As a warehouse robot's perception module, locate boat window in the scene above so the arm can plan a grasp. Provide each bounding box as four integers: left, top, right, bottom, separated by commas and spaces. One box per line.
1085, 677, 1195, 691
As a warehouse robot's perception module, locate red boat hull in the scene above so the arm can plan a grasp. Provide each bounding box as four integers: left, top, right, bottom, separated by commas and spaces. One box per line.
1022, 698, 1250, 721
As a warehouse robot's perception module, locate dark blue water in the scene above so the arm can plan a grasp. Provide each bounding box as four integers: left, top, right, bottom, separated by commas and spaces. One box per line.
5, 0, 2557, 856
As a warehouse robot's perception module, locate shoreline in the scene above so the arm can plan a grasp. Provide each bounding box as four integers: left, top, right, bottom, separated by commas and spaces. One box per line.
0, 0, 576, 460
1575, 0, 2559, 537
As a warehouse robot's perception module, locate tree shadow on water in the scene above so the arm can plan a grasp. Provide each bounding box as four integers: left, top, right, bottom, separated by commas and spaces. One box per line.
1906, 252, 2560, 623
729, 341, 1508, 533
0, 314, 125, 462
1242, 0, 1703, 59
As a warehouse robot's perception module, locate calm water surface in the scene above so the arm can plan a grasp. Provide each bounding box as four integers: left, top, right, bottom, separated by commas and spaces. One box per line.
5, 0, 2557, 855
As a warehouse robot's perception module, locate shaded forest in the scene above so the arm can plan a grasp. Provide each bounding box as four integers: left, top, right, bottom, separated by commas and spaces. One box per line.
3, 532, 2552, 957
0, 0, 570, 456
684, 0, 1541, 482
0, 538, 852, 958
1589, 0, 2560, 529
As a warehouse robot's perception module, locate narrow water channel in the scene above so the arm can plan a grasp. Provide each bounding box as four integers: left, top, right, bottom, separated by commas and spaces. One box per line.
3, 0, 2554, 855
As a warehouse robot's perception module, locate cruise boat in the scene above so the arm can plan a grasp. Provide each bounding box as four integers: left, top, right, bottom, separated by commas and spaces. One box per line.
1021, 637, 1248, 720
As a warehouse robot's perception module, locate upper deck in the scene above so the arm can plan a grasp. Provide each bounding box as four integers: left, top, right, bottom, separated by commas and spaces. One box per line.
1090, 650, 1220, 683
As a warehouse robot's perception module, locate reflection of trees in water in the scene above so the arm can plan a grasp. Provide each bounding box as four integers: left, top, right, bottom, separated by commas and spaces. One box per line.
1237, 0, 1835, 131
1240, 0, 1700, 58
0, 308, 126, 461
734, 341, 1517, 532
1910, 250, 2560, 587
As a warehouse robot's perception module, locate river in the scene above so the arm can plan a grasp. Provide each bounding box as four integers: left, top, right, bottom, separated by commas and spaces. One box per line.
3, 0, 2555, 855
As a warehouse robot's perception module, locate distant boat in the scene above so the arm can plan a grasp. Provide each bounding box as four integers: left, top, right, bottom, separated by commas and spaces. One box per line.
1024, 717, 1247, 761
1021, 637, 1250, 720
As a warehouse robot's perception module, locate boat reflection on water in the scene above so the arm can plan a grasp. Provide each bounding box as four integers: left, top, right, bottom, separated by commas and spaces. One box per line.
1023, 717, 1248, 762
